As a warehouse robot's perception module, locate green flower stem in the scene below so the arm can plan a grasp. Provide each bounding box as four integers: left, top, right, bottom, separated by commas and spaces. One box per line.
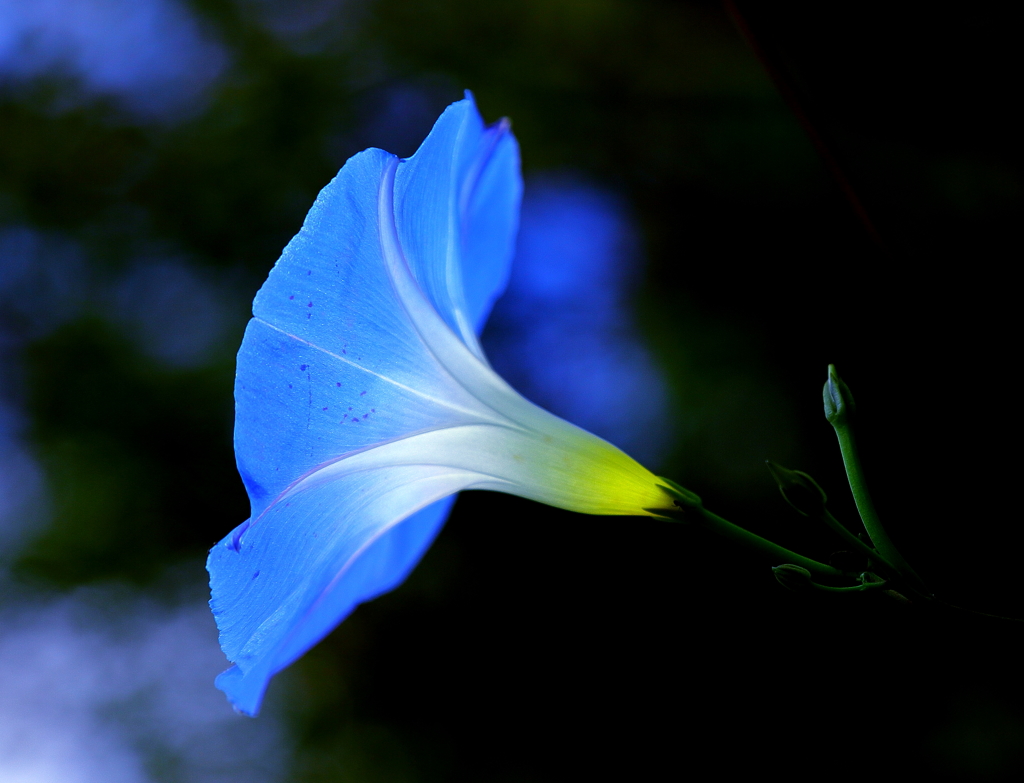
811, 580, 888, 593
692, 507, 843, 579
820, 509, 899, 575
831, 420, 922, 584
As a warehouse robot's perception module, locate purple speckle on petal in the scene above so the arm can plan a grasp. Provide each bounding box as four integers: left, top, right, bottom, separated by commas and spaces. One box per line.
362, 413, 368, 419
300, 364, 308, 371
348, 407, 352, 411
252, 570, 260, 579
307, 301, 313, 307
336, 382, 342, 387
360, 390, 366, 396
289, 295, 294, 300
288, 384, 293, 389
322, 407, 328, 411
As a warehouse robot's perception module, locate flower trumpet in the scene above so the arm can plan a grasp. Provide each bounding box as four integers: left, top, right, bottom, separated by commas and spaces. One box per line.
208, 94, 675, 715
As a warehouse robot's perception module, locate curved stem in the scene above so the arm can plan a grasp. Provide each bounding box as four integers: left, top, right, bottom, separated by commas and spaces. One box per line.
692, 507, 842, 578
820, 510, 899, 575
812, 580, 888, 593
832, 421, 923, 586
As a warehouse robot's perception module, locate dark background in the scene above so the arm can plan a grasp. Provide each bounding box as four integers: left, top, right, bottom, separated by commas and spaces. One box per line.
1, 0, 1020, 780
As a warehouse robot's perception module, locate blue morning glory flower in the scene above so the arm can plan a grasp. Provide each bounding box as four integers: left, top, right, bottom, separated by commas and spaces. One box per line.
208, 93, 675, 716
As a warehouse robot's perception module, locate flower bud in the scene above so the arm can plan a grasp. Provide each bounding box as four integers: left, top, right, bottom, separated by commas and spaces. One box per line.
772, 564, 814, 592
765, 461, 827, 517
823, 364, 856, 425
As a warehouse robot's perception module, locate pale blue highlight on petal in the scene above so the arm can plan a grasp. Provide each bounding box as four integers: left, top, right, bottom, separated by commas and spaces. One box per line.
235, 146, 489, 519
210, 487, 459, 716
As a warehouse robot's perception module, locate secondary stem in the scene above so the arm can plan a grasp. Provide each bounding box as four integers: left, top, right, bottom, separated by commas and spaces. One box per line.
693, 507, 843, 578
820, 509, 899, 575
832, 421, 922, 585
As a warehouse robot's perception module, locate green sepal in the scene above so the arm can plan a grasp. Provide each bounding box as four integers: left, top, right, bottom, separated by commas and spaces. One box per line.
765, 461, 828, 517
773, 564, 814, 591
656, 477, 702, 508
813, 574, 889, 593
774, 564, 890, 594
644, 509, 686, 523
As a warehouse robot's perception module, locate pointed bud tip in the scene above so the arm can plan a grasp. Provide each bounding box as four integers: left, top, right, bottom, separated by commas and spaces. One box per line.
655, 478, 702, 509
823, 364, 855, 424
765, 461, 827, 516
773, 564, 814, 592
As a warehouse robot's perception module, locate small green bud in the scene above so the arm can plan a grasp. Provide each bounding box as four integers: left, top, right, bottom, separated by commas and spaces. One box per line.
823, 364, 856, 425
765, 461, 828, 517
772, 564, 814, 592
883, 589, 912, 605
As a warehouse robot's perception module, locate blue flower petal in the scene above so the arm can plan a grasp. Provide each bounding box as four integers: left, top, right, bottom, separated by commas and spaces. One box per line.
235, 148, 487, 520
210, 491, 457, 716
394, 91, 522, 352
213, 96, 519, 715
